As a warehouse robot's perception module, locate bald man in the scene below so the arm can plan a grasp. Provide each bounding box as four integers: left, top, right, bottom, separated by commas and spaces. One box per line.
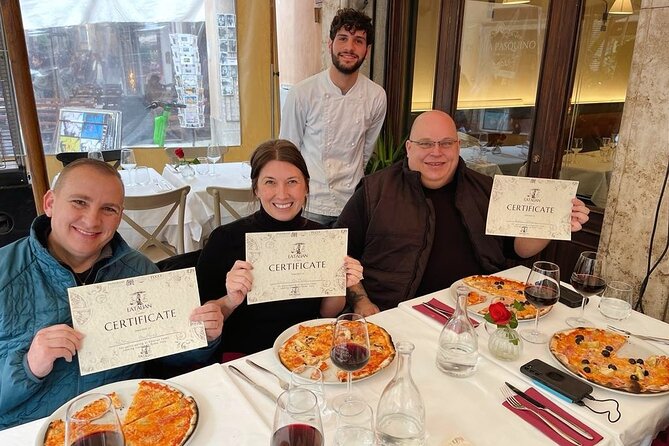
336, 110, 590, 316
0, 159, 223, 428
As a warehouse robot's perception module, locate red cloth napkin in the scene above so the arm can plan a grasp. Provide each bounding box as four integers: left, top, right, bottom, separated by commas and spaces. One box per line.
503, 387, 603, 445
412, 298, 480, 327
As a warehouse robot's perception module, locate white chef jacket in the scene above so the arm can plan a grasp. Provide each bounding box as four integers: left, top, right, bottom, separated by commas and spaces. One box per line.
279, 70, 387, 217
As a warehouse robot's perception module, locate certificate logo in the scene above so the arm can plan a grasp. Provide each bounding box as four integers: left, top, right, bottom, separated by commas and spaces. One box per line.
525, 188, 541, 202
128, 291, 152, 312
289, 242, 308, 259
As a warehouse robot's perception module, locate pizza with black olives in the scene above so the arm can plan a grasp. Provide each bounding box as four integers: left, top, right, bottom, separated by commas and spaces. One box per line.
461, 275, 551, 320
550, 327, 669, 394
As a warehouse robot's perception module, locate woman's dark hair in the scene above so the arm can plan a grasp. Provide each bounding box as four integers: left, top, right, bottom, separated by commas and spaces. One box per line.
249, 139, 310, 196
329, 8, 374, 46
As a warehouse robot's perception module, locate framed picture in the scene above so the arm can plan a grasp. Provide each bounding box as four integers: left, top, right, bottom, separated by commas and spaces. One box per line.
55, 108, 122, 153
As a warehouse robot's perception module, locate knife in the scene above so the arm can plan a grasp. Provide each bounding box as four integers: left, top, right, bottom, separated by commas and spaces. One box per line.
505, 382, 594, 440
229, 365, 278, 403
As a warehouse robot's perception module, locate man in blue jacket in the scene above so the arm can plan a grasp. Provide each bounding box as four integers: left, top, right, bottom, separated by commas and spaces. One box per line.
0, 159, 223, 429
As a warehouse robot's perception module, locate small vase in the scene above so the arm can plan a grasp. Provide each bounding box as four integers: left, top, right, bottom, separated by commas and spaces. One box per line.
488, 326, 522, 361
178, 162, 195, 179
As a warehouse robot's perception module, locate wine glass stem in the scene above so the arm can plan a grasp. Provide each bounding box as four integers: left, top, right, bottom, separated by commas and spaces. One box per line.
533, 311, 540, 334
346, 372, 352, 395
579, 294, 587, 318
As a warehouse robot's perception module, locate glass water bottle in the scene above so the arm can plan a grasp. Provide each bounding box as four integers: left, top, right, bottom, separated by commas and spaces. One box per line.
436, 286, 479, 377
376, 341, 426, 446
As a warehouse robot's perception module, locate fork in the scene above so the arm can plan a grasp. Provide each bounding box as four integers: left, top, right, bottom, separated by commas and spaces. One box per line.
501, 387, 582, 446
245, 359, 290, 390
421, 302, 453, 319
607, 325, 669, 344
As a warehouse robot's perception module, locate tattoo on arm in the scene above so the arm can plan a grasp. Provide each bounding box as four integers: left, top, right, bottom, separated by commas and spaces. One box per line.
346, 286, 368, 305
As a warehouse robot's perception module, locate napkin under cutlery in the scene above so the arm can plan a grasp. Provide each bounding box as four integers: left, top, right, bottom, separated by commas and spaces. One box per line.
503, 387, 602, 446
412, 298, 480, 327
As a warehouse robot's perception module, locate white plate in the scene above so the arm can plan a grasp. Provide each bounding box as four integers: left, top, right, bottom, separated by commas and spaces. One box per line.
549, 328, 669, 396
449, 277, 553, 322
35, 379, 198, 446
272, 318, 395, 384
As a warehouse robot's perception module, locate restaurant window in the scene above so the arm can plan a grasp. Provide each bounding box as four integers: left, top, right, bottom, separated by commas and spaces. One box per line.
19, 0, 241, 153
561, 0, 639, 209
452, 0, 550, 177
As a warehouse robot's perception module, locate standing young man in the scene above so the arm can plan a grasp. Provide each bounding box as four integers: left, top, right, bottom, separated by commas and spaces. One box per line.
280, 8, 387, 226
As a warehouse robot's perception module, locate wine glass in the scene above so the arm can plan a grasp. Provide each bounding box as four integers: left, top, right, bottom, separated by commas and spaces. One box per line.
65, 393, 125, 446
207, 144, 222, 176
120, 148, 137, 186
566, 251, 606, 327
334, 399, 375, 446
572, 137, 583, 158
271, 388, 323, 446
478, 133, 489, 152
520, 261, 560, 344
599, 280, 633, 321
330, 313, 370, 412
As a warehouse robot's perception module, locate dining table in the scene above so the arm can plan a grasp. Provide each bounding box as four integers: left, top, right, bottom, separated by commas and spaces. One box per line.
161, 162, 254, 250
461, 145, 528, 177
3, 265, 668, 446
560, 151, 613, 208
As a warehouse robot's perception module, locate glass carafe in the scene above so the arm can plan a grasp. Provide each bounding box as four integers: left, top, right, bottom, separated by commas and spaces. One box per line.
375, 341, 425, 446
436, 286, 479, 377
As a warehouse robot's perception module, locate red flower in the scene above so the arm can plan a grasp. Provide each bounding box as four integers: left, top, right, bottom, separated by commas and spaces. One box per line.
488, 302, 512, 326
175, 148, 185, 159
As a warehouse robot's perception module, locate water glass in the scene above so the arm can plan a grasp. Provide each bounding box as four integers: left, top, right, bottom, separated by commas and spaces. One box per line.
65, 393, 124, 446
599, 281, 633, 320
195, 157, 210, 175
334, 399, 375, 446
290, 365, 326, 415
134, 166, 150, 186
271, 388, 323, 446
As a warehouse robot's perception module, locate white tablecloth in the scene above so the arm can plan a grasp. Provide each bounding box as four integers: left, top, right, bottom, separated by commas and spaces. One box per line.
461, 145, 528, 177
560, 151, 613, 207
162, 162, 255, 250
3, 266, 668, 445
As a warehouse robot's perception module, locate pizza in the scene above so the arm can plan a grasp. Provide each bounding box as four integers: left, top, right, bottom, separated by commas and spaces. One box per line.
279, 321, 396, 382
42, 380, 198, 446
550, 328, 669, 394
462, 274, 551, 320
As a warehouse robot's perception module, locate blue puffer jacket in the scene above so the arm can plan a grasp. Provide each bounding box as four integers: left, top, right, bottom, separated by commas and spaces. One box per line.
0, 216, 218, 429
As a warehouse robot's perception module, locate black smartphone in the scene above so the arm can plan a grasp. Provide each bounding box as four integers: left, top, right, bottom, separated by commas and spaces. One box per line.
559, 284, 586, 308
520, 359, 593, 402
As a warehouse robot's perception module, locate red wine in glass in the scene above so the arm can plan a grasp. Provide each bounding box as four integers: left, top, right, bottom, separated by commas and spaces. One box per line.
571, 273, 606, 296
524, 285, 559, 308
70, 431, 124, 446
330, 343, 370, 372
271, 423, 324, 446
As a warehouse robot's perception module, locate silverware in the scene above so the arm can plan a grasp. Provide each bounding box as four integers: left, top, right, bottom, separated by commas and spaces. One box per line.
228, 365, 278, 403
421, 302, 453, 319
501, 387, 582, 446
246, 359, 289, 390
505, 382, 594, 440
607, 325, 669, 344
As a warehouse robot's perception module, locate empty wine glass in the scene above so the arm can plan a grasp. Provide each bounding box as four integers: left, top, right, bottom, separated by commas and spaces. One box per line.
478, 133, 489, 152
207, 145, 222, 176
566, 251, 606, 327
572, 137, 583, 156
334, 399, 374, 446
65, 393, 124, 446
271, 388, 323, 446
290, 365, 326, 415
599, 280, 633, 321
330, 313, 370, 413
520, 261, 560, 344
120, 148, 137, 186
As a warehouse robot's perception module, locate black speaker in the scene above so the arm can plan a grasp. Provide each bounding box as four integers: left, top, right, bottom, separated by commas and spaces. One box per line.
0, 184, 37, 248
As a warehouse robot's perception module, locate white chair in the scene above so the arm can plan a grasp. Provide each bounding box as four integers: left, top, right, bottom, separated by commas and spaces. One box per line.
206, 186, 255, 227
122, 185, 190, 256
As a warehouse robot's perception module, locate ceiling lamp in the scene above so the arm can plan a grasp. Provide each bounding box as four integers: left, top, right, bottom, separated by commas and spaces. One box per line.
502, 0, 530, 4
609, 0, 633, 14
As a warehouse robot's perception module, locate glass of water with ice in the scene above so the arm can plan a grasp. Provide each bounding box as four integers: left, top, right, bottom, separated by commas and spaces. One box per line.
598, 281, 633, 321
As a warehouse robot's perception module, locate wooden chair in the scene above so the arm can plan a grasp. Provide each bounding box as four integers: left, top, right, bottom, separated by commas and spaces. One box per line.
56, 150, 122, 169
122, 185, 190, 256
206, 186, 254, 227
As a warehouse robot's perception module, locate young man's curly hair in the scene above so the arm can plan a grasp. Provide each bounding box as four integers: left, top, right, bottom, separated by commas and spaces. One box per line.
329, 8, 374, 46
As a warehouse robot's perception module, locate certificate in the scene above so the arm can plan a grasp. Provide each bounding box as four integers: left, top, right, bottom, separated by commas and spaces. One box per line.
486, 176, 578, 240
69, 268, 207, 376
246, 229, 348, 304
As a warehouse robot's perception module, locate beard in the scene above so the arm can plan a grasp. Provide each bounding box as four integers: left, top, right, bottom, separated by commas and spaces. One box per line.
331, 49, 365, 75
